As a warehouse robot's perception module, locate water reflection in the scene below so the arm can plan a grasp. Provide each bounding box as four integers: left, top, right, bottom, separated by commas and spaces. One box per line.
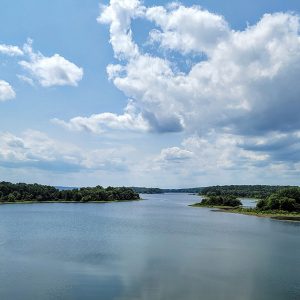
0, 194, 299, 300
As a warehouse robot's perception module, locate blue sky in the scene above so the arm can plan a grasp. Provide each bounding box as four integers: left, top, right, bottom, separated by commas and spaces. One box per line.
1, 0, 300, 187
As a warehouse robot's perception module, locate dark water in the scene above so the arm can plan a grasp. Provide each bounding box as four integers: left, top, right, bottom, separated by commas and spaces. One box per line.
0, 193, 299, 300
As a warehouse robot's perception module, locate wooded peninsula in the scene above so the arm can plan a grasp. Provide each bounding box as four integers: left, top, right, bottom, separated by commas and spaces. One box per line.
192, 186, 300, 221
200, 185, 294, 199
0, 182, 140, 203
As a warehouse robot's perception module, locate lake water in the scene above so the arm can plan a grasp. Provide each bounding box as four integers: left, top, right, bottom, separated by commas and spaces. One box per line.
0, 193, 299, 300
240, 198, 257, 208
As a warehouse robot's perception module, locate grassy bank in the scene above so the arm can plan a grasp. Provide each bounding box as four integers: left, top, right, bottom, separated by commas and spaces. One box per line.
190, 203, 300, 222
189, 203, 238, 210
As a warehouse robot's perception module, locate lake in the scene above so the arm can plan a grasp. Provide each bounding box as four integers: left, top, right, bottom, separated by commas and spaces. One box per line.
0, 193, 299, 300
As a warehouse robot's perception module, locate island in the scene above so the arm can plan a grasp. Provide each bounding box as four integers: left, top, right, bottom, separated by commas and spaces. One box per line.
0, 181, 140, 203
191, 186, 300, 221
191, 194, 242, 208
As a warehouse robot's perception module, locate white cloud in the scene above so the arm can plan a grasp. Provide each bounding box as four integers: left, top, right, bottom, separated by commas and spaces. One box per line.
98, 0, 143, 59
128, 131, 285, 187
92, 2, 300, 137
0, 44, 23, 56
158, 147, 194, 162
147, 4, 230, 54
0, 80, 16, 101
52, 1, 300, 183
0, 130, 132, 172
181, 133, 269, 170
0, 130, 81, 171
155, 134, 245, 172
47, 1, 292, 140
19, 41, 83, 87
52, 101, 150, 133
142, 132, 272, 186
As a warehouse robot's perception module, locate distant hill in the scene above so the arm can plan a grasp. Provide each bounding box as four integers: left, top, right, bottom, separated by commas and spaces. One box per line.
201, 185, 297, 199
162, 188, 203, 193
131, 187, 203, 194
130, 187, 164, 194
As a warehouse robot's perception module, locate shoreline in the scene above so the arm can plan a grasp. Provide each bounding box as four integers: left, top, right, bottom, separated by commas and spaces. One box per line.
0, 199, 142, 205
190, 204, 300, 222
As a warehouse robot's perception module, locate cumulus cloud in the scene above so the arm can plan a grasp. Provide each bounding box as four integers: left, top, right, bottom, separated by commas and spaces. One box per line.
117, 8, 300, 135
154, 133, 266, 173
0, 80, 16, 101
158, 147, 194, 162
182, 133, 269, 170
0, 44, 23, 56
0, 130, 131, 172
51, 0, 300, 180
58, 1, 300, 137
19, 40, 83, 87
52, 101, 150, 133
145, 129, 300, 186
97, 0, 144, 59
153, 130, 300, 178
147, 4, 230, 54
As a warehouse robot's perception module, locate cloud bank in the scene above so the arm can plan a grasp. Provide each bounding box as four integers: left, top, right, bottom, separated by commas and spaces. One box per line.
50, 0, 300, 183
56, 2, 300, 139
0, 130, 130, 173
1, 0, 298, 185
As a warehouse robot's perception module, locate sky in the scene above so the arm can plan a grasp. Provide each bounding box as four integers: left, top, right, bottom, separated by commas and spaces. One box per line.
1, 0, 300, 188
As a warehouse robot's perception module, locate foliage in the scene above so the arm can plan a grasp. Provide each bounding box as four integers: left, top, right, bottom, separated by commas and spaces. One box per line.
200, 185, 293, 199
0, 182, 140, 203
131, 187, 203, 194
131, 187, 164, 194
199, 195, 242, 207
256, 187, 300, 212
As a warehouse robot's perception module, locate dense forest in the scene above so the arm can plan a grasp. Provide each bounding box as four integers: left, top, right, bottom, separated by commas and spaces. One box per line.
256, 187, 300, 212
198, 195, 242, 207
0, 182, 140, 203
131, 187, 164, 194
195, 186, 300, 213
131, 187, 203, 194
200, 185, 294, 199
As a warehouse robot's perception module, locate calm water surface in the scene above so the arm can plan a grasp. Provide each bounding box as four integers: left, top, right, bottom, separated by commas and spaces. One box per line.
0, 193, 299, 300
240, 198, 258, 208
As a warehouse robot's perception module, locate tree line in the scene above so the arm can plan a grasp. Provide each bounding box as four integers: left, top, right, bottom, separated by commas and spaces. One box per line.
199, 195, 242, 207
131, 187, 203, 194
131, 187, 164, 194
198, 186, 300, 212
257, 187, 300, 212
200, 185, 294, 199
0, 182, 140, 203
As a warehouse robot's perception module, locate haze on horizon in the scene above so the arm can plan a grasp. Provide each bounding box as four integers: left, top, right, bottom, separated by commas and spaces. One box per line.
1, 0, 300, 188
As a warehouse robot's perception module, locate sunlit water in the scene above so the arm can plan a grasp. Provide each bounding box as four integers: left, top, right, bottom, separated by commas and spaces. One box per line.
0, 193, 299, 300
